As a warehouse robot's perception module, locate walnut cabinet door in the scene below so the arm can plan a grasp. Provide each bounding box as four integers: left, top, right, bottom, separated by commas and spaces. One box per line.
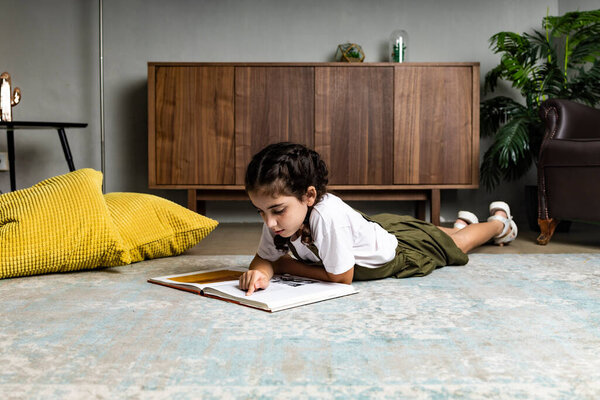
234, 66, 315, 184
394, 66, 474, 185
314, 67, 395, 185
154, 66, 235, 185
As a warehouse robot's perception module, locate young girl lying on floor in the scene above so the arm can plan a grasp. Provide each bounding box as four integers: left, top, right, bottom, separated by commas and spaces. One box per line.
239, 142, 517, 295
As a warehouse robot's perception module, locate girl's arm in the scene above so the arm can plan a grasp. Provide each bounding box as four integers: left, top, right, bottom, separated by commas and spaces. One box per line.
273, 254, 354, 284
240, 253, 354, 295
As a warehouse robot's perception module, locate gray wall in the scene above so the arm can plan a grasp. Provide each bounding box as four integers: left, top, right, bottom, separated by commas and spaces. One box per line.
1, 0, 593, 224
560, 0, 599, 14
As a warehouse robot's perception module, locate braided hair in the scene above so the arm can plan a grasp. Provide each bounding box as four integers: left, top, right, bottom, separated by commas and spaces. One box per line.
245, 142, 329, 249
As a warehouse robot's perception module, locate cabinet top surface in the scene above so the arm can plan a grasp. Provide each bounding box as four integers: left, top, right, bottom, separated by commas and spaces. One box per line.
148, 61, 480, 67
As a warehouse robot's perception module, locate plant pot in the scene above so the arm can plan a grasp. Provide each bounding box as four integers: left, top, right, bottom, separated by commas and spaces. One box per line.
525, 185, 571, 232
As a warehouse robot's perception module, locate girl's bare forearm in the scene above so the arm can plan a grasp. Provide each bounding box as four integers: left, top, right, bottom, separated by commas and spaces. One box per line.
249, 254, 275, 280
273, 255, 354, 284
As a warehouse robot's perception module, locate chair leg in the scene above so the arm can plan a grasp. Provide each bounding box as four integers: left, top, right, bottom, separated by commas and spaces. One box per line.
537, 218, 559, 245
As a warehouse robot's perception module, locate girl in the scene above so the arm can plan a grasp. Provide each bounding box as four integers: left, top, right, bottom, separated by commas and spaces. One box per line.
239, 142, 517, 295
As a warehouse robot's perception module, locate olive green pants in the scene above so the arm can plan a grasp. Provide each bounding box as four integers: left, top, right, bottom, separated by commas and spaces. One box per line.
353, 213, 468, 280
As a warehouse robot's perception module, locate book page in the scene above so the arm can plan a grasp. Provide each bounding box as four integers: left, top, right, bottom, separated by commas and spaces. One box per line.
207, 275, 357, 310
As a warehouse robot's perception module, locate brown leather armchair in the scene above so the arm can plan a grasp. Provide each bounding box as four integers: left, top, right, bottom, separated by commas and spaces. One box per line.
537, 99, 600, 245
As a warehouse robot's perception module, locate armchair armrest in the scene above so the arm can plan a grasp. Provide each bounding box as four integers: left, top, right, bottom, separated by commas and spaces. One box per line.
539, 139, 600, 167
539, 99, 600, 141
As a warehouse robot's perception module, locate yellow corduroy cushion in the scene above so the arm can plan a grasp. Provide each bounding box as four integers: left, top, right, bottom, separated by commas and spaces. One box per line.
0, 169, 131, 279
104, 192, 218, 263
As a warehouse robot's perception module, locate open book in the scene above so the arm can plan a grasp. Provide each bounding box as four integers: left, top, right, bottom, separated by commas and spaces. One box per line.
148, 268, 358, 312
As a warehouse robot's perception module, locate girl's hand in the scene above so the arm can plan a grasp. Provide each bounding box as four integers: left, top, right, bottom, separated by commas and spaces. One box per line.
239, 269, 270, 296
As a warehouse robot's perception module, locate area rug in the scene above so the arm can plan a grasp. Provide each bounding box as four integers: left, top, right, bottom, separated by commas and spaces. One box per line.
1, 253, 599, 399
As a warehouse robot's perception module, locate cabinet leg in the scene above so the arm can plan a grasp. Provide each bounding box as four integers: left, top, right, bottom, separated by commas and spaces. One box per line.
537, 218, 558, 245
187, 190, 198, 212
430, 189, 440, 226
187, 190, 208, 215
416, 201, 426, 221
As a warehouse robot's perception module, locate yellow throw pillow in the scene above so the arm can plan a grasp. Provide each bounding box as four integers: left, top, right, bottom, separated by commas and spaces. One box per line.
0, 169, 131, 279
104, 192, 218, 263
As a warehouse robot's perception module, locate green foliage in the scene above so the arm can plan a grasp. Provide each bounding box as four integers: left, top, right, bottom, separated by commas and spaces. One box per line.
480, 9, 600, 190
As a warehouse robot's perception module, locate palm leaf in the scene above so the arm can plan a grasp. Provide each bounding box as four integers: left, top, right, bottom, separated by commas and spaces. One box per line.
525, 30, 557, 64
537, 61, 566, 98
490, 31, 530, 55
544, 10, 600, 36
483, 64, 506, 94
494, 117, 531, 167
569, 35, 600, 65
566, 60, 600, 105
480, 97, 526, 137
498, 55, 537, 90
480, 114, 537, 190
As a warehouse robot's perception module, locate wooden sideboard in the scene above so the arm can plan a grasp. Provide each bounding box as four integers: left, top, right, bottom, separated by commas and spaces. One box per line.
148, 62, 480, 225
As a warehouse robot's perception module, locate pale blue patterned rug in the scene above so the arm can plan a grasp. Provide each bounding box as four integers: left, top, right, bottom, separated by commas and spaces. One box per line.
1, 253, 599, 399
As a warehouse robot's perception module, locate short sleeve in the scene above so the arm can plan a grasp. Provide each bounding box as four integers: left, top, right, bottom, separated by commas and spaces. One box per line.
256, 224, 288, 262
311, 211, 356, 275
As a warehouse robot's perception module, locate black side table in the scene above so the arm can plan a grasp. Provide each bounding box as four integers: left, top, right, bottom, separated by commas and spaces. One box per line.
0, 121, 88, 191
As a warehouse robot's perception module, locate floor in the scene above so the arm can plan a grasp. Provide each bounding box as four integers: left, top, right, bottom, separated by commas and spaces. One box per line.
188, 221, 600, 256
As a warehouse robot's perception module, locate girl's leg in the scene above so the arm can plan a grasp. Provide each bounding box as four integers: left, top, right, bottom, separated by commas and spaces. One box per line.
437, 226, 459, 235
440, 210, 508, 253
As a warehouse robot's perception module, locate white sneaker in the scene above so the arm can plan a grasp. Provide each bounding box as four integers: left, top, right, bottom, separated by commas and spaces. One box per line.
487, 201, 518, 246
453, 210, 479, 230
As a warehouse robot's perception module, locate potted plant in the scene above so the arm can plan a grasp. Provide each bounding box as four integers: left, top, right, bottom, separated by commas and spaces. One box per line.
480, 9, 600, 192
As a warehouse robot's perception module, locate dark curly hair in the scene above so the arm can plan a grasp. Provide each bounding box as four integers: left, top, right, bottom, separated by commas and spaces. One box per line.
245, 142, 329, 249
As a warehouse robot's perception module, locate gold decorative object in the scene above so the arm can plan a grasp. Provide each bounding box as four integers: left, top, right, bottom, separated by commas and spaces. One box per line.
0, 72, 21, 122
335, 43, 365, 63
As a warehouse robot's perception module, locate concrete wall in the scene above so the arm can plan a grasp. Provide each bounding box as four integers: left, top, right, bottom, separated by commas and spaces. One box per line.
1, 0, 593, 224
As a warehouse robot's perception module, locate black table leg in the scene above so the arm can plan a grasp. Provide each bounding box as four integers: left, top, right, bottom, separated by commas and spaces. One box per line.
57, 128, 75, 171
7, 129, 16, 191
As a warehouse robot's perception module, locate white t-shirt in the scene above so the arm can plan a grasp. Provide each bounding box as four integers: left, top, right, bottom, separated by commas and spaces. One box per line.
257, 193, 398, 275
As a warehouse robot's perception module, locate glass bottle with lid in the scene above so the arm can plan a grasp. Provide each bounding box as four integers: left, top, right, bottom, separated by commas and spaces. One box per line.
389, 29, 408, 62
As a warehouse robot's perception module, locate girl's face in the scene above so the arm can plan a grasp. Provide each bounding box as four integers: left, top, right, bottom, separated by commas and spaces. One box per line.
249, 186, 316, 238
